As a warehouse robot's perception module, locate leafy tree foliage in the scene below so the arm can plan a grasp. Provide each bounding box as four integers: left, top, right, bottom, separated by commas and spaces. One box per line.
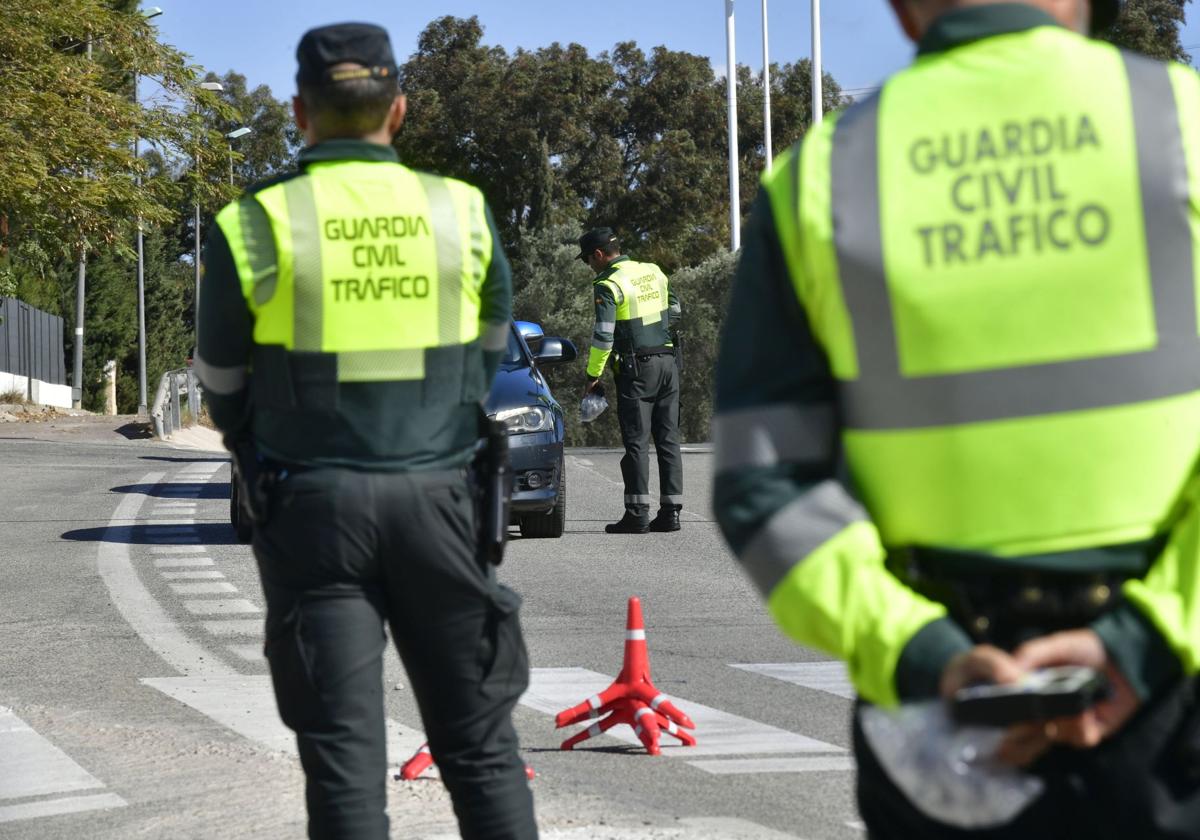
1106, 0, 1192, 61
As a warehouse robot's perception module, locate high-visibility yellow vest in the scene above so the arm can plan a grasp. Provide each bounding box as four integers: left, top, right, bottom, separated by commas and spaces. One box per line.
216, 159, 492, 384
600, 259, 672, 333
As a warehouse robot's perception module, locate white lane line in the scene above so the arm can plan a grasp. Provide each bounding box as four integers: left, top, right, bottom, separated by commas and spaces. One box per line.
0, 708, 106, 800
150, 509, 197, 515
731, 662, 855, 700
145, 519, 196, 526
169, 582, 237, 595
0, 793, 127, 825
151, 545, 205, 554
154, 558, 214, 568
201, 620, 261, 636
423, 817, 799, 840
97, 472, 234, 677
686, 756, 855, 775
142, 675, 424, 765
183, 599, 259, 616
161, 571, 225, 580
522, 668, 847, 759
227, 644, 263, 662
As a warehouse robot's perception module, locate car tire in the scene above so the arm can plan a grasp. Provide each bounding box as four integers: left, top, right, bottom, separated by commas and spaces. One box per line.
230, 478, 253, 544
519, 461, 565, 539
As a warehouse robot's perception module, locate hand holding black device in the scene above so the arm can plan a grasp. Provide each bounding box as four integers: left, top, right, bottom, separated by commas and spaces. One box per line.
951, 666, 1110, 727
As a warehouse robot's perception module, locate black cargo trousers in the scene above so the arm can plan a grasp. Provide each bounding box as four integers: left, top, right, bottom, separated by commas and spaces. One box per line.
615, 351, 684, 518
252, 465, 537, 840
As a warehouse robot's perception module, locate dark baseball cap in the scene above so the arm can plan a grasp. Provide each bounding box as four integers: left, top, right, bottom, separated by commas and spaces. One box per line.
577, 227, 618, 261
296, 23, 399, 87
1091, 0, 1124, 32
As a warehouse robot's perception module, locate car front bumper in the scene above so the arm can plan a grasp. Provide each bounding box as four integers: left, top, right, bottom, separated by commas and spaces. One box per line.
508, 432, 563, 514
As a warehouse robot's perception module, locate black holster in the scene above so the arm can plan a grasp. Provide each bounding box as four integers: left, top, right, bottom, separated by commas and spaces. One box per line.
671, 330, 684, 374
472, 418, 512, 566
228, 435, 285, 527
616, 338, 639, 378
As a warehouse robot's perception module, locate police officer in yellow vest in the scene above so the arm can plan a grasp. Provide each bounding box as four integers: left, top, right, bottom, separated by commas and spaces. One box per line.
580, 228, 684, 533
713, 0, 1200, 835
196, 24, 537, 840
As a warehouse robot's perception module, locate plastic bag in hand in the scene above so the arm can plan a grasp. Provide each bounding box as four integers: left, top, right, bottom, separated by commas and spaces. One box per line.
859, 701, 1045, 829
580, 392, 609, 423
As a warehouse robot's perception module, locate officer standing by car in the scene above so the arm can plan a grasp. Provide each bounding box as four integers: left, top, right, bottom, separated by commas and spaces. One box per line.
580, 228, 684, 534
713, 0, 1200, 836
195, 23, 537, 840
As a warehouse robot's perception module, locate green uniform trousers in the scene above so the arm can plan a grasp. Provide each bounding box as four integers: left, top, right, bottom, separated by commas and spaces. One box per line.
252, 466, 537, 840
615, 351, 683, 518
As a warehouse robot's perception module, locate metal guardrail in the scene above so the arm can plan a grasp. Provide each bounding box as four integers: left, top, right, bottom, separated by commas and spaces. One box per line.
151, 367, 201, 439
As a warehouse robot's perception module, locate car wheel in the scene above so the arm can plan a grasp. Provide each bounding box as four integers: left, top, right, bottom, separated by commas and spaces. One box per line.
519, 461, 565, 539
230, 478, 253, 544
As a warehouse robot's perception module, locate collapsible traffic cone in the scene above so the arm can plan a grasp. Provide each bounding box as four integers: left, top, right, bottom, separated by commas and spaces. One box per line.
555, 596, 696, 755
396, 742, 536, 781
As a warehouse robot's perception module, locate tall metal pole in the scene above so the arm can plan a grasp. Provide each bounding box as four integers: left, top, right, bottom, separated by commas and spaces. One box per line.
73, 251, 85, 409
762, 0, 772, 172
811, 0, 824, 126
725, 0, 741, 251
135, 72, 148, 413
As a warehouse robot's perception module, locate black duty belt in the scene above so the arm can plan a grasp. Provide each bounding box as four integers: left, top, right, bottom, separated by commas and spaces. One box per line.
633, 346, 674, 359
888, 539, 1161, 651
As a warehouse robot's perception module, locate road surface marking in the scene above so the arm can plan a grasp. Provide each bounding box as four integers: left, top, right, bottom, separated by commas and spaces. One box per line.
161, 571, 225, 580
686, 756, 854, 774
228, 644, 263, 662
169, 582, 237, 595
154, 557, 214, 568
522, 668, 846, 759
0, 793, 128, 825
150, 509, 196, 516
731, 662, 855, 700
0, 707, 128, 823
183, 599, 260, 616
151, 545, 205, 554
97, 473, 234, 677
142, 675, 424, 765
201, 619, 261, 636
423, 817, 799, 840
145, 519, 196, 526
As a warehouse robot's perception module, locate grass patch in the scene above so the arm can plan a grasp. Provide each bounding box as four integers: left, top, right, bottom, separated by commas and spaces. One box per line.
0, 387, 28, 404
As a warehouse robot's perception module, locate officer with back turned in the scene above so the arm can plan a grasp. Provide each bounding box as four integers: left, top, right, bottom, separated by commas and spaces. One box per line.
195, 23, 537, 840
580, 228, 684, 534
713, 0, 1200, 836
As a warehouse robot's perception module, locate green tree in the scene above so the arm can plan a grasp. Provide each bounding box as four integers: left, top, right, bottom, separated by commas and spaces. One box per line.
1106, 0, 1191, 61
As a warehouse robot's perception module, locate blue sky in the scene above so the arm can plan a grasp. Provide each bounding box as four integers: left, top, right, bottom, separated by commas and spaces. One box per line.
144, 1, 1199, 103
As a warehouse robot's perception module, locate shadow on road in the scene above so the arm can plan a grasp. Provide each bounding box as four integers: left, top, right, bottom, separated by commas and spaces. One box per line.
139, 455, 229, 464
110, 482, 229, 499
61, 522, 239, 546
115, 422, 154, 440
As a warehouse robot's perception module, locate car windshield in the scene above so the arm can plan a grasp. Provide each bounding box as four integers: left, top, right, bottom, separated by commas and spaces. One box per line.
500, 327, 528, 368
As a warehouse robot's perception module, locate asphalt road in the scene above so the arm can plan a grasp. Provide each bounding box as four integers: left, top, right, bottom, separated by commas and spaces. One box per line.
0, 416, 862, 839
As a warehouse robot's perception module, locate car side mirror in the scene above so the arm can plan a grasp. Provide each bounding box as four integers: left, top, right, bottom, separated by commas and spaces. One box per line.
535, 337, 578, 366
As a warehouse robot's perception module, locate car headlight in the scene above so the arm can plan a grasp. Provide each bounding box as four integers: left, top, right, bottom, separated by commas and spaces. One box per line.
493, 406, 554, 434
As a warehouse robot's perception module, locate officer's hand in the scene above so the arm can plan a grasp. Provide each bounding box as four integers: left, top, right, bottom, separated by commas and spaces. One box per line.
583, 378, 601, 397
940, 646, 1049, 767
1010, 629, 1140, 753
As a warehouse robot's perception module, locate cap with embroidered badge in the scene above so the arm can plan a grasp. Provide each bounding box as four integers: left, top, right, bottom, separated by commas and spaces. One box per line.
296, 23, 399, 87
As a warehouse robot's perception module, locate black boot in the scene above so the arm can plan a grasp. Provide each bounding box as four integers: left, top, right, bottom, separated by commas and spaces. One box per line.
605, 513, 649, 534
649, 509, 680, 532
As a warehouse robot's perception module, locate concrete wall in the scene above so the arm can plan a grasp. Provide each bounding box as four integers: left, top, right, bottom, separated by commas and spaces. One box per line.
0, 372, 72, 409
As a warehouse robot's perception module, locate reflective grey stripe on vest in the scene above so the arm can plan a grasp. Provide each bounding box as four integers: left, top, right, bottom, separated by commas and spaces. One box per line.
738, 480, 867, 596
239, 197, 278, 306
713, 403, 836, 472
284, 177, 324, 353
416, 172, 463, 345
831, 56, 1198, 431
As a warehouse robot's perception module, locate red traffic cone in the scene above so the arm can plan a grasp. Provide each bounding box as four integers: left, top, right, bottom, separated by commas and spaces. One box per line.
396, 742, 536, 782
555, 596, 696, 755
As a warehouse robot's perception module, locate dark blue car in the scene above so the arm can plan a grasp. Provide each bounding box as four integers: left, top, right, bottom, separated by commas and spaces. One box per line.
486, 321, 576, 538
230, 320, 576, 542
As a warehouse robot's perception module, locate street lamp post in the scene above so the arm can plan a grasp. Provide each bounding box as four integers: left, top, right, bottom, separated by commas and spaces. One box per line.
811, 0, 823, 126
193, 81, 223, 335
133, 7, 162, 415
225, 126, 252, 186
724, 0, 740, 252
762, 0, 772, 173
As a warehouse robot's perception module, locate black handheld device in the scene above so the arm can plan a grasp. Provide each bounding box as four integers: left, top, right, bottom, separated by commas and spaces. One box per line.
951, 666, 1110, 727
